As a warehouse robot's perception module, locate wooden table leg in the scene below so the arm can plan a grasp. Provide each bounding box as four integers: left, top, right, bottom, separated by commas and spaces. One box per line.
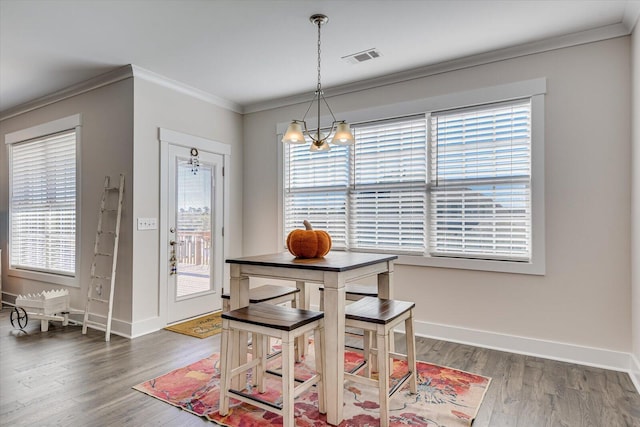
322, 285, 345, 425
378, 264, 395, 371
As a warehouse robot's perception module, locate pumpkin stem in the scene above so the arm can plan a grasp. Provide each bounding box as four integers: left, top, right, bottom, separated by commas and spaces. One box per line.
303, 220, 313, 230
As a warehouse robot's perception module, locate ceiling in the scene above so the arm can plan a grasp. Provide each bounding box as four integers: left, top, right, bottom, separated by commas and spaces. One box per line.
1, 0, 639, 116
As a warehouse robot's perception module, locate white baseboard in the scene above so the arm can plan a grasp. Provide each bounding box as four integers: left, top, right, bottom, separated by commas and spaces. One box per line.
410, 319, 640, 393
71, 311, 132, 339
130, 315, 166, 338
631, 354, 640, 394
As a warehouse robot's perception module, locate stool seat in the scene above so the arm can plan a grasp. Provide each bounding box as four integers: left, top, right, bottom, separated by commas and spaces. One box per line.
221, 284, 300, 304
345, 298, 415, 325
222, 303, 324, 332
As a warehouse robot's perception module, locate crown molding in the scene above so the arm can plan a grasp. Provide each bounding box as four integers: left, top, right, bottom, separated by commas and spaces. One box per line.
0, 65, 134, 121
0, 64, 242, 122
244, 22, 631, 114
130, 65, 242, 113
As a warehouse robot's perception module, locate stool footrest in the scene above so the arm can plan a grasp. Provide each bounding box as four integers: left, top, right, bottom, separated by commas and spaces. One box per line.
344, 372, 378, 388
265, 369, 304, 383
347, 359, 368, 375
229, 388, 282, 411
231, 357, 262, 378
389, 371, 413, 398
266, 350, 282, 360
389, 352, 407, 361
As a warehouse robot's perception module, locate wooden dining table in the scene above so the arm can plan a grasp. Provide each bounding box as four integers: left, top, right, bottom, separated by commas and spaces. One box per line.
225, 251, 397, 426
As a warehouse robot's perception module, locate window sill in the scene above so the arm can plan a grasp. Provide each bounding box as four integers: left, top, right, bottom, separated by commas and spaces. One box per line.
396, 253, 545, 275
8, 268, 79, 288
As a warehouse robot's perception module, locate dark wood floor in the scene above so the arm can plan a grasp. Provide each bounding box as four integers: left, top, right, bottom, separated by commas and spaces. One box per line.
1, 306, 639, 426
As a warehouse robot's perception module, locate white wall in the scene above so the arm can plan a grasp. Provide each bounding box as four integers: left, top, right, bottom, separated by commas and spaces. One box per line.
243, 37, 633, 358
631, 24, 640, 380
130, 77, 243, 336
0, 79, 135, 323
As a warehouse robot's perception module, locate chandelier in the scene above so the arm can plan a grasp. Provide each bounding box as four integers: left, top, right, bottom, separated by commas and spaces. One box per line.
281, 14, 355, 151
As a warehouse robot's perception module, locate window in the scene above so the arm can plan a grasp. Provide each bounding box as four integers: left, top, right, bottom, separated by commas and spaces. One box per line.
284, 102, 532, 260
6, 115, 80, 283
283, 89, 544, 274
429, 100, 531, 261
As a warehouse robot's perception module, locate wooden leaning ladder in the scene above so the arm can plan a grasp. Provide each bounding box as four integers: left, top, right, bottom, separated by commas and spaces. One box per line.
82, 174, 125, 342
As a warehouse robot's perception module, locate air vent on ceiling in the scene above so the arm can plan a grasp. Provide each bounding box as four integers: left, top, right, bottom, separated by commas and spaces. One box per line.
342, 48, 382, 64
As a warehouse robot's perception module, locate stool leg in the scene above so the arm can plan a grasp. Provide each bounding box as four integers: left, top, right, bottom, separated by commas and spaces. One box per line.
253, 333, 264, 393
295, 281, 309, 362
314, 323, 326, 414
377, 328, 390, 427
219, 320, 233, 416
363, 329, 373, 377
281, 334, 295, 427
405, 311, 418, 394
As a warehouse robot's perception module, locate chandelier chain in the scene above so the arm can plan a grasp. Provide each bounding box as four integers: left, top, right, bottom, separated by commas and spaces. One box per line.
316, 19, 322, 94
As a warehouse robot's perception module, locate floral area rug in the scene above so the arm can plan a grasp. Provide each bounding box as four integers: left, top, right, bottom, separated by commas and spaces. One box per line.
134, 342, 491, 426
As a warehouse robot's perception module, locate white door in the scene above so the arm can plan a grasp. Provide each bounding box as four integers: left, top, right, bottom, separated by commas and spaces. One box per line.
166, 144, 223, 323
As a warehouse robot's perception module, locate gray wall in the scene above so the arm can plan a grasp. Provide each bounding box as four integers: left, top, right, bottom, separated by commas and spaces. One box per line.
243, 37, 633, 356
0, 78, 135, 324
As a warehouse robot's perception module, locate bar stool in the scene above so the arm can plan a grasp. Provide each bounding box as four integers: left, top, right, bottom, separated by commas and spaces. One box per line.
223, 284, 304, 359
219, 303, 325, 427
343, 297, 417, 427
221, 284, 300, 312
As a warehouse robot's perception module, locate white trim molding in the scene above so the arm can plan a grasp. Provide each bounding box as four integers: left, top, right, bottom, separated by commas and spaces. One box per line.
411, 319, 640, 394
131, 66, 242, 113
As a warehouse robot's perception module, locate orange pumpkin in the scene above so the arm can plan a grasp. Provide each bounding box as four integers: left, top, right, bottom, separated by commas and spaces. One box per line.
286, 220, 332, 258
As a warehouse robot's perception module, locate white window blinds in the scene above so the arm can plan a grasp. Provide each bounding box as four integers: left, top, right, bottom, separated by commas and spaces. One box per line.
284, 142, 350, 248
283, 115, 427, 253
351, 116, 427, 253
283, 99, 533, 263
10, 130, 77, 275
429, 99, 532, 261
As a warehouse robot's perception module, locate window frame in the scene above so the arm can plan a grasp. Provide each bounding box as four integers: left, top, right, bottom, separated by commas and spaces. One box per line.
5, 114, 82, 287
278, 79, 545, 275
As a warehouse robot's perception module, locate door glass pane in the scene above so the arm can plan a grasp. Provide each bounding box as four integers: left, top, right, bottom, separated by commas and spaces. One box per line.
176, 159, 213, 298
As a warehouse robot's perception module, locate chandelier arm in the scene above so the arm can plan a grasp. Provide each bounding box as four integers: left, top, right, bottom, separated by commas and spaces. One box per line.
320, 92, 338, 123
301, 91, 320, 123
300, 120, 313, 142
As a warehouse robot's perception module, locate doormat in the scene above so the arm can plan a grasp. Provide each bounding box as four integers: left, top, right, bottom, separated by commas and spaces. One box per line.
164, 311, 223, 339
134, 343, 491, 426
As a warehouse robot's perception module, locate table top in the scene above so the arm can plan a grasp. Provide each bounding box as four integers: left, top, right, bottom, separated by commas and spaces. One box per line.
226, 251, 397, 272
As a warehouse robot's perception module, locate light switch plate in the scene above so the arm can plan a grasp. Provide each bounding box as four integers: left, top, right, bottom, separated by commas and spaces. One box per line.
137, 217, 157, 230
